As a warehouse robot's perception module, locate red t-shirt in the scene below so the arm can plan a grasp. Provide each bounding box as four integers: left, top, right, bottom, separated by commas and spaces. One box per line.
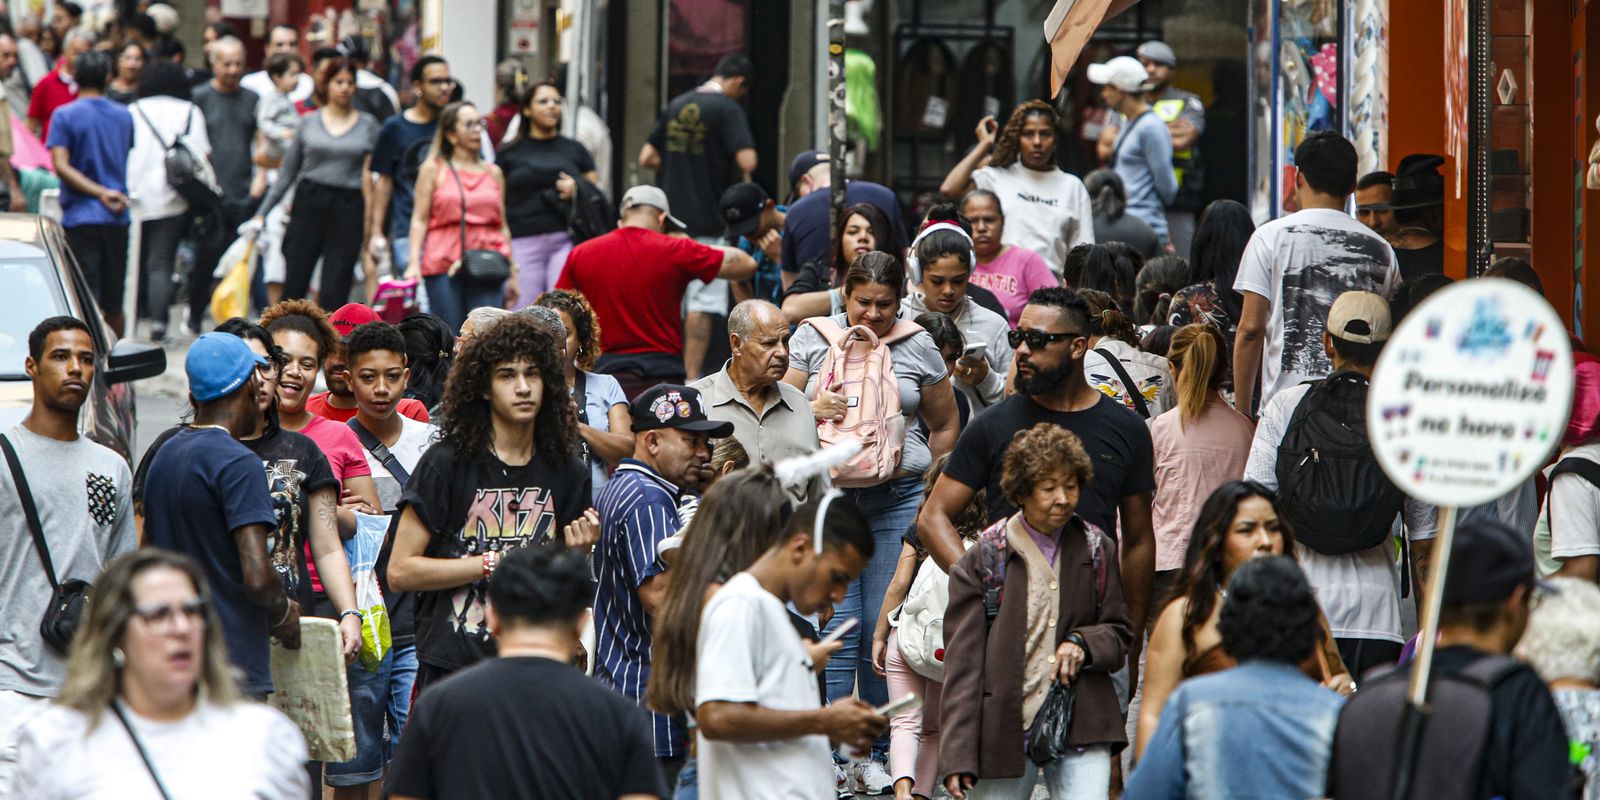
555, 226, 723, 355
27, 67, 77, 142
306, 391, 431, 423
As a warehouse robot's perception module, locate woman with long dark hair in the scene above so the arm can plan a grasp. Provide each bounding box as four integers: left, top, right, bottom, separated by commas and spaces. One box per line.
1134, 481, 1351, 760
499, 80, 598, 300
107, 41, 144, 104
1084, 168, 1161, 259
902, 207, 1012, 410
939, 100, 1093, 276
780, 201, 894, 322
253, 55, 382, 310
405, 100, 517, 330
388, 315, 597, 689
13, 550, 309, 798
1168, 199, 1255, 339
398, 313, 456, 413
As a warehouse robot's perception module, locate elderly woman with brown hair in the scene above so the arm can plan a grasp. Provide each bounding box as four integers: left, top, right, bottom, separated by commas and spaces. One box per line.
12, 549, 309, 798
940, 423, 1132, 800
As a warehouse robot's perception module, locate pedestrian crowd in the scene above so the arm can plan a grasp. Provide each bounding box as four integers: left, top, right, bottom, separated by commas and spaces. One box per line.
0, 18, 1594, 800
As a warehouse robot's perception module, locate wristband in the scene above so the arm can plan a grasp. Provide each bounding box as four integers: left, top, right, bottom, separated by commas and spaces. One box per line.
482, 550, 500, 579
339, 609, 363, 622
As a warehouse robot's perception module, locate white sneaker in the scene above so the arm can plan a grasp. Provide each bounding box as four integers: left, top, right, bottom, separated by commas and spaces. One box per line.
854, 760, 894, 796
834, 763, 854, 799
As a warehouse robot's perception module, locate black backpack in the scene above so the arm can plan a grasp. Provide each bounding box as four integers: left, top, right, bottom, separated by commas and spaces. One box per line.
1327, 656, 1520, 800
134, 103, 221, 211
1275, 371, 1405, 554
567, 177, 616, 244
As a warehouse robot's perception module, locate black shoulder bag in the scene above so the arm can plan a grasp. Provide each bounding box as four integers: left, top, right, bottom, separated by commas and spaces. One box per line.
111, 702, 175, 800
1093, 348, 1151, 419
445, 159, 511, 286
346, 419, 411, 488
1, 433, 90, 654
573, 370, 592, 470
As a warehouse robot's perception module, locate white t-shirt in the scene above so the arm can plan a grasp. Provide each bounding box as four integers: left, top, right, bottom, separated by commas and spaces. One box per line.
13, 700, 309, 799
1533, 442, 1600, 576
1232, 208, 1399, 410
1244, 384, 1436, 643
240, 71, 314, 105
696, 572, 831, 800
972, 162, 1094, 277
358, 416, 437, 512
128, 97, 212, 221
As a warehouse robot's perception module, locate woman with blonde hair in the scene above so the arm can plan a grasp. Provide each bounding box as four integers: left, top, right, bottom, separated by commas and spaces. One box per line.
404, 100, 518, 331
1148, 323, 1254, 594
13, 549, 309, 798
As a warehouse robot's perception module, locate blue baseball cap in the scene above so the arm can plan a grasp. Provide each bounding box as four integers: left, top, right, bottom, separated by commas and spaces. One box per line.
187, 332, 266, 403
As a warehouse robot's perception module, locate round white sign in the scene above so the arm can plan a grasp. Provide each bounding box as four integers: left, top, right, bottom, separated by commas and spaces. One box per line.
1368, 278, 1574, 508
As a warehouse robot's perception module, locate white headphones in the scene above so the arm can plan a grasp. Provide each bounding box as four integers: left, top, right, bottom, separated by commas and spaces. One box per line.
906, 222, 977, 285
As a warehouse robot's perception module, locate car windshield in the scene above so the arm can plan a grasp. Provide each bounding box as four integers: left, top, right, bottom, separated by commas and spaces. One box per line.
0, 258, 67, 380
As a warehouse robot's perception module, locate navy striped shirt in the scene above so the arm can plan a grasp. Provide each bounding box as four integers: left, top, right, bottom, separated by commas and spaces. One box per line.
594, 459, 684, 757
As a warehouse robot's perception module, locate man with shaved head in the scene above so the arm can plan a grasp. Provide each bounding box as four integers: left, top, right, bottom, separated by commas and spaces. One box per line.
690, 299, 819, 500
189, 35, 258, 333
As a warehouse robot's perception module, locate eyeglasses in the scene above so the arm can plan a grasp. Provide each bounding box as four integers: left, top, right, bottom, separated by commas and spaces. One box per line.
459, 119, 484, 131
130, 597, 208, 633
1007, 329, 1086, 350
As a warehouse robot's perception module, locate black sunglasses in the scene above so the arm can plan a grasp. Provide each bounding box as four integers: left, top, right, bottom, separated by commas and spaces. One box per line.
1007, 329, 1086, 350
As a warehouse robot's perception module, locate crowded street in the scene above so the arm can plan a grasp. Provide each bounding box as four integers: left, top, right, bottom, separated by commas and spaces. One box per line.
0, 1, 1597, 799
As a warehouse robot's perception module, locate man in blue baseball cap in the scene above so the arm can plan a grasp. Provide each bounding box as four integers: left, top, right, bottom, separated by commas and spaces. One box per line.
141, 332, 300, 699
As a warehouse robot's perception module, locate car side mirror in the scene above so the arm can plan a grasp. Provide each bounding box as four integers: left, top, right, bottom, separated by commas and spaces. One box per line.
104, 339, 166, 385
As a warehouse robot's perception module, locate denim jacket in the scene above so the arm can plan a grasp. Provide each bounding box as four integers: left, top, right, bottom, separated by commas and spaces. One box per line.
1126, 660, 1344, 799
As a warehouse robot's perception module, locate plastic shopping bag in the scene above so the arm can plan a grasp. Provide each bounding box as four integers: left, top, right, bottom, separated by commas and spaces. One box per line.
208, 236, 256, 324
346, 513, 393, 672
1027, 681, 1077, 766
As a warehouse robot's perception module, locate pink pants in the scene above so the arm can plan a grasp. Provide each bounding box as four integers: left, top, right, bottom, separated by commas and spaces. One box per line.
886, 629, 943, 799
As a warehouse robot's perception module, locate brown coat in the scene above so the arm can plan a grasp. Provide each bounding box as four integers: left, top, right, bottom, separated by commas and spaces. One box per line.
938, 514, 1133, 781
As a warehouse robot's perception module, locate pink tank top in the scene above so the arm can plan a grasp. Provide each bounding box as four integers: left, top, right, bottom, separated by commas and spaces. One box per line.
422, 159, 509, 277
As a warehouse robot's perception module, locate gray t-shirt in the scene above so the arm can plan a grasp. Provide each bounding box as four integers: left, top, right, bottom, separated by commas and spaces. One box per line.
257, 110, 381, 216
192, 83, 259, 203
789, 314, 949, 475
0, 425, 135, 696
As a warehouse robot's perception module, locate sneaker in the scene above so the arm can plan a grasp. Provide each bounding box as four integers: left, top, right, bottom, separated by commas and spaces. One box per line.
834, 763, 854, 799
149, 322, 166, 342
854, 760, 893, 796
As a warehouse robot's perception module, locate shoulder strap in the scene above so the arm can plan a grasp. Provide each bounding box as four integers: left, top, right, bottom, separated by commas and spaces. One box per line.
1081, 519, 1109, 613
1093, 348, 1151, 419
132, 102, 173, 151
1111, 110, 1153, 163
880, 318, 924, 346
1, 434, 57, 590
802, 315, 847, 346
346, 419, 411, 488
573, 370, 589, 426
1458, 653, 1522, 688
445, 158, 468, 256
111, 702, 174, 800
1547, 457, 1600, 531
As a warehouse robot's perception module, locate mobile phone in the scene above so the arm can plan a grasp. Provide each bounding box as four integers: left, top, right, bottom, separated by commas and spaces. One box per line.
983, 118, 998, 135
876, 693, 922, 717
819, 617, 859, 647
962, 342, 987, 360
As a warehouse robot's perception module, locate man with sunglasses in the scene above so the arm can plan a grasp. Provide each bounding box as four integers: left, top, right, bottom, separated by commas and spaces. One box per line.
368, 55, 455, 277
0, 317, 136, 796
917, 287, 1157, 682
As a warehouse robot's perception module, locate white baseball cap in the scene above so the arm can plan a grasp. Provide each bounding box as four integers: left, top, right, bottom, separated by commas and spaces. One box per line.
620, 185, 688, 232
1087, 56, 1154, 93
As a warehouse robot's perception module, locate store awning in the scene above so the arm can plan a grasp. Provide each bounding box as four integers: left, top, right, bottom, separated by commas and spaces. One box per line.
1046, 0, 1141, 96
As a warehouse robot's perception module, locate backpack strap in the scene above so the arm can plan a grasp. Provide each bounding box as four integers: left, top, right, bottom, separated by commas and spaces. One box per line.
978, 518, 1010, 622
346, 419, 411, 488
1546, 457, 1600, 532
1457, 653, 1522, 689
1093, 348, 1151, 419
132, 102, 174, 151
801, 316, 847, 347
1080, 518, 1110, 614
880, 318, 924, 347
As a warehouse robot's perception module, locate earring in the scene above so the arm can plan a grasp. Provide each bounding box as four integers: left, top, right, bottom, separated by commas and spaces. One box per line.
112, 647, 126, 668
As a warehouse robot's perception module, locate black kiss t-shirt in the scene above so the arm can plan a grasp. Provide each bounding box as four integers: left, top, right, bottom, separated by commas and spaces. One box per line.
497, 135, 597, 238
398, 438, 591, 671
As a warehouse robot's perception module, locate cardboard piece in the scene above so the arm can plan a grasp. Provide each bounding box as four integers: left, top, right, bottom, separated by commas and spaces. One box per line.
269, 617, 355, 763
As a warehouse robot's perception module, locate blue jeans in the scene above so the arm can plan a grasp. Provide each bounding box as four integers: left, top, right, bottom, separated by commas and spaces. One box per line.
822, 475, 924, 761
673, 755, 698, 800
423, 271, 504, 333
388, 643, 417, 751
325, 649, 391, 785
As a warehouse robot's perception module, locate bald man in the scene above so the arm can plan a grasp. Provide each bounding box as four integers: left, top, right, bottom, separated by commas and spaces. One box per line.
190, 36, 260, 334
689, 300, 820, 500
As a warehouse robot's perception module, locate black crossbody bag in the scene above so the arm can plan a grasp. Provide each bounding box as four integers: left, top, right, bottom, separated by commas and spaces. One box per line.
1, 434, 90, 654
445, 159, 511, 286
346, 419, 411, 486
111, 702, 174, 800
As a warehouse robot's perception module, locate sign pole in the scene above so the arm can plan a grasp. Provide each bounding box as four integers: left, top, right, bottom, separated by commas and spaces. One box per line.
826, 0, 846, 264
1387, 504, 1458, 800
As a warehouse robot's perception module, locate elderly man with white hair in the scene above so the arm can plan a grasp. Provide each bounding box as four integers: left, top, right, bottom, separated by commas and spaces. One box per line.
1519, 577, 1600, 798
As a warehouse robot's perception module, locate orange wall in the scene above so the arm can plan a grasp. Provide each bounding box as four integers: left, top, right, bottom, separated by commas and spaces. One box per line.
1578, 6, 1600, 342
1530, 0, 1577, 330
1386, 0, 1467, 278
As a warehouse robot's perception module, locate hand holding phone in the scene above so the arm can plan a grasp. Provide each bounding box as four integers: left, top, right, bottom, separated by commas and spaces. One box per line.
876, 693, 922, 718
819, 617, 859, 647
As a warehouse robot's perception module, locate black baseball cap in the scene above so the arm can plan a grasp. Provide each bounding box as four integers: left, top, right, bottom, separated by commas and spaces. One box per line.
720, 183, 770, 239
1442, 517, 1552, 605
629, 384, 735, 436
788, 150, 830, 194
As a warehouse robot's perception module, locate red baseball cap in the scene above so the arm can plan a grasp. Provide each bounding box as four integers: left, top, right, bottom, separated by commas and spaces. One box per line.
329, 303, 381, 340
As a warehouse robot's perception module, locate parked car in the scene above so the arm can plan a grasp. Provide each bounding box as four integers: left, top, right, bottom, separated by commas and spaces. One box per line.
0, 214, 165, 462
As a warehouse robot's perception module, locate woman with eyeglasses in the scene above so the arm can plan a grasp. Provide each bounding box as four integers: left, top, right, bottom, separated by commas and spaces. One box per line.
252, 55, 382, 311
12, 549, 310, 798
498, 79, 598, 302
405, 100, 517, 331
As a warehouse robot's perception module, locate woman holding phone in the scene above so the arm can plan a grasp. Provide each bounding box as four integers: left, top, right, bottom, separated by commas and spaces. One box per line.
900, 205, 1012, 411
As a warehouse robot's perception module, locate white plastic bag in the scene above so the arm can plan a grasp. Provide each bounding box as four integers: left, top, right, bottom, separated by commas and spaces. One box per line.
346, 513, 393, 672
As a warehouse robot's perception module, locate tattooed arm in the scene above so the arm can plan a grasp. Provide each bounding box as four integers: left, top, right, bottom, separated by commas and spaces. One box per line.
309, 486, 361, 661
235, 522, 300, 649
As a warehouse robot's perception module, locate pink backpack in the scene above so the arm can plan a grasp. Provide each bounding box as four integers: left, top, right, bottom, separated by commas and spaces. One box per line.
803, 316, 922, 487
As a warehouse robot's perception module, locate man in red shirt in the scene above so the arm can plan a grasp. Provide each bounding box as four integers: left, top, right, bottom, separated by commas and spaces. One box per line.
555, 185, 755, 400
26, 29, 91, 140
308, 303, 431, 423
